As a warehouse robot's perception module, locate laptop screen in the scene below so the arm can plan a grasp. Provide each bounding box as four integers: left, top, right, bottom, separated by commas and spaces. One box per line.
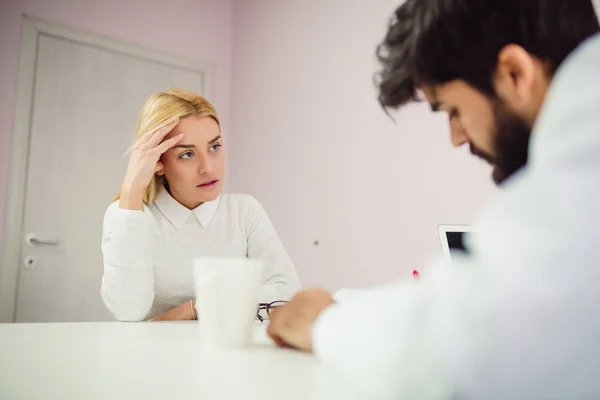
438, 225, 473, 263
446, 231, 467, 253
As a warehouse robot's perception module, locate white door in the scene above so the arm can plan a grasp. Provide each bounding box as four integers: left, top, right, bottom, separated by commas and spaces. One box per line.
12, 22, 208, 322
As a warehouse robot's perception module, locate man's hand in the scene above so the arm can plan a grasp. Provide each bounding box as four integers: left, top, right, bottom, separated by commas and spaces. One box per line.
267, 288, 335, 352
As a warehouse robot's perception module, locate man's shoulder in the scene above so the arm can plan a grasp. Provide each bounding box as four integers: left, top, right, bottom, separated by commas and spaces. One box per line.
530, 32, 600, 165
556, 32, 600, 82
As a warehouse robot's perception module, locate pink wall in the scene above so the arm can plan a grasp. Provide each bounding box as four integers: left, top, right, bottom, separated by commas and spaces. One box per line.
0, 0, 233, 247
8, 0, 588, 293
229, 0, 497, 291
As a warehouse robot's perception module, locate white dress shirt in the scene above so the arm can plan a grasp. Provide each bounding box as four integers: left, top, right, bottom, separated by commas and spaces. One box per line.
312, 33, 600, 399
101, 189, 301, 321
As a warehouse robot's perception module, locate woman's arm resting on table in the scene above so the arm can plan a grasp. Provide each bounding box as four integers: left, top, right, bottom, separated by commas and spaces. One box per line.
101, 199, 155, 322
150, 300, 196, 321
245, 197, 302, 303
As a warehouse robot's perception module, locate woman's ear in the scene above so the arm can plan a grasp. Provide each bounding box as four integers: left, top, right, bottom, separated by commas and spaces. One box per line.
155, 161, 165, 176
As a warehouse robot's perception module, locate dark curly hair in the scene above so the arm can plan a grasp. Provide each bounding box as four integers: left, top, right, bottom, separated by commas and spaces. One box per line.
376, 0, 600, 109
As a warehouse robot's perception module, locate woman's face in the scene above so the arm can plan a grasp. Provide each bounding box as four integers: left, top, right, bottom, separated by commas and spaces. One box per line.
158, 116, 225, 209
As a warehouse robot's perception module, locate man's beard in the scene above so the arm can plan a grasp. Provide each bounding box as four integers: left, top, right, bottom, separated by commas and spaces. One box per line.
471, 100, 532, 185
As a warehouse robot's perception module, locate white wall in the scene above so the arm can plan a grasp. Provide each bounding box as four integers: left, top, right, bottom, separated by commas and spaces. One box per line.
229, 0, 497, 291
0, 0, 233, 248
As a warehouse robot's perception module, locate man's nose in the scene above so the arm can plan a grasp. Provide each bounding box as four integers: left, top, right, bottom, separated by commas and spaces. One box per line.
449, 116, 469, 147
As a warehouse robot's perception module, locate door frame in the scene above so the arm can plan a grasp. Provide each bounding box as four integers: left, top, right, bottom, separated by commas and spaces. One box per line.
0, 15, 215, 322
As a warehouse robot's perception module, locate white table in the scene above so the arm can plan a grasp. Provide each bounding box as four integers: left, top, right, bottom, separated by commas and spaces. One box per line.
0, 322, 368, 399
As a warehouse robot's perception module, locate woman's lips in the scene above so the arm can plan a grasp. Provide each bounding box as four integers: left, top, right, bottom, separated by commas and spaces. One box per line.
197, 180, 219, 189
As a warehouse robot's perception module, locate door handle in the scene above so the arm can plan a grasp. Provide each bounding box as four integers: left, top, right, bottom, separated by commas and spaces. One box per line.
25, 233, 59, 247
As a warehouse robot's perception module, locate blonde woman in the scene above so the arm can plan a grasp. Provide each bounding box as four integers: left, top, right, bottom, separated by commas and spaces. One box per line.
101, 89, 301, 322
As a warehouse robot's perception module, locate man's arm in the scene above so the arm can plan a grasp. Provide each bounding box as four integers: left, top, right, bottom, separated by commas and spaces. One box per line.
268, 263, 477, 399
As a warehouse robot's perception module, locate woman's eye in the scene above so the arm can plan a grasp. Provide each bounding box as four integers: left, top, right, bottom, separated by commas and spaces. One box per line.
449, 108, 459, 119
179, 151, 193, 159
209, 143, 222, 153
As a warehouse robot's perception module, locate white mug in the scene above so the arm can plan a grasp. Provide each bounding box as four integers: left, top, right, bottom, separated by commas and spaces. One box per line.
193, 257, 264, 348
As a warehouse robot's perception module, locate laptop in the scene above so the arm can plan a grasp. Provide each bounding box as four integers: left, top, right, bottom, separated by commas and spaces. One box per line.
438, 224, 474, 263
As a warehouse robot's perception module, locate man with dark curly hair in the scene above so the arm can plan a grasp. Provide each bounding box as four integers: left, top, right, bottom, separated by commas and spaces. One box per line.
268, 1, 600, 399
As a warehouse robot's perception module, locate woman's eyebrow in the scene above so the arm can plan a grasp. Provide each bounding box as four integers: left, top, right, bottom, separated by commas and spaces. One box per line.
208, 135, 222, 144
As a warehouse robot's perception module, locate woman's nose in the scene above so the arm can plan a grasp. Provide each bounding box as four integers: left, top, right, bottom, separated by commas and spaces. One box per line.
197, 157, 214, 175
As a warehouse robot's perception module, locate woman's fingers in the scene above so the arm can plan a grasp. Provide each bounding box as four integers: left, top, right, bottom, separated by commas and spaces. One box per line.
129, 118, 180, 151
145, 119, 180, 148
155, 133, 184, 155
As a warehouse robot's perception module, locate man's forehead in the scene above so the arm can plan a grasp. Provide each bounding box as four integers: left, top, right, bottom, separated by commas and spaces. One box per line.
418, 85, 442, 111
418, 86, 438, 104
419, 81, 467, 111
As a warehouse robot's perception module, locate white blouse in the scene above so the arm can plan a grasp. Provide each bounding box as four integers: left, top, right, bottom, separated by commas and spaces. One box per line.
101, 188, 301, 321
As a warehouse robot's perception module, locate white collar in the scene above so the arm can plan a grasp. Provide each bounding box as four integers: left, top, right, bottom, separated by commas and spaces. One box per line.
154, 187, 221, 230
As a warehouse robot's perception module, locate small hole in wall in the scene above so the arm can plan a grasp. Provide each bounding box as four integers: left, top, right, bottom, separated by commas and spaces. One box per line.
314, 240, 319, 246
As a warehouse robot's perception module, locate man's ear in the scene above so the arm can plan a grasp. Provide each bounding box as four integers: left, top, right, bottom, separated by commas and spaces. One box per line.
493, 44, 536, 110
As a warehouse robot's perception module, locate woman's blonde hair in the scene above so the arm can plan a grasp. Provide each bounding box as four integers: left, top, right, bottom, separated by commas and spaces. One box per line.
115, 89, 220, 204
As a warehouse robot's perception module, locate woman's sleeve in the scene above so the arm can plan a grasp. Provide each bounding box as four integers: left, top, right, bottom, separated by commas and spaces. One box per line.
245, 197, 302, 304
100, 201, 155, 321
